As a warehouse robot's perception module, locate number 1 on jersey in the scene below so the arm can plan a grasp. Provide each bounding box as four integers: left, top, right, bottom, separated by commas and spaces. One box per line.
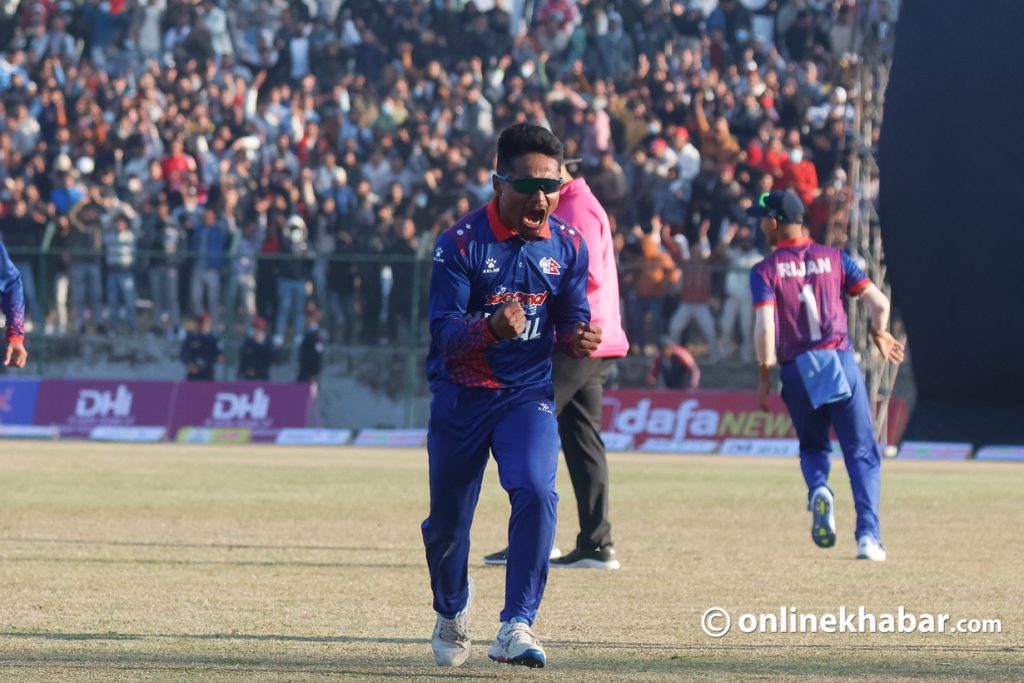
799, 284, 823, 341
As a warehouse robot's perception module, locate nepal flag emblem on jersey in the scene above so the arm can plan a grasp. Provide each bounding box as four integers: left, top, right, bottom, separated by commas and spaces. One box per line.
539, 257, 561, 275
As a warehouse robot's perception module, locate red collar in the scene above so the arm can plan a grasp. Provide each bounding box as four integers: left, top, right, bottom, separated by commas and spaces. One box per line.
487, 199, 551, 241
777, 237, 814, 248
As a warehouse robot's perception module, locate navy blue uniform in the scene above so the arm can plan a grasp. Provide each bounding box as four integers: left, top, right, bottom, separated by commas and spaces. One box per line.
0, 240, 26, 344
423, 200, 589, 625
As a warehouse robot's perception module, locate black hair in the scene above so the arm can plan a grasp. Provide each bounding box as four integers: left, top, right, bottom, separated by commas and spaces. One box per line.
495, 124, 564, 175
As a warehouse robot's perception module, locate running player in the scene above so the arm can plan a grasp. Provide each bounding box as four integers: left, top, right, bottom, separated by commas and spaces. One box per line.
748, 190, 904, 561
423, 124, 602, 668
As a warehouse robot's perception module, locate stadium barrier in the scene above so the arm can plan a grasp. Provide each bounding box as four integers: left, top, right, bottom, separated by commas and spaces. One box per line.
974, 446, 1024, 462
896, 442, 974, 460
1, 378, 1018, 459
13, 378, 313, 442
599, 389, 908, 454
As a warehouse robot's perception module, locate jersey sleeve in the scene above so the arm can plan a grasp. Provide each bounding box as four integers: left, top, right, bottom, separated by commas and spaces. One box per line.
0, 240, 25, 341
552, 234, 592, 357
428, 231, 498, 355
750, 263, 775, 309
840, 251, 872, 296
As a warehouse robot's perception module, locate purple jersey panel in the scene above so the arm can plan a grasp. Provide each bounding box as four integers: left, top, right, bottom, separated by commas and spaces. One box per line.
750, 239, 870, 364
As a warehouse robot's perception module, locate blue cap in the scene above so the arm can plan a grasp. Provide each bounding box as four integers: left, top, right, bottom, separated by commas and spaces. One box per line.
747, 190, 805, 223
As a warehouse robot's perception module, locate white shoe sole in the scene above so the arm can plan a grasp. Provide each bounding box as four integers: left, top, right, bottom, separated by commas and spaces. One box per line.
856, 540, 887, 561
810, 488, 836, 549
488, 648, 546, 668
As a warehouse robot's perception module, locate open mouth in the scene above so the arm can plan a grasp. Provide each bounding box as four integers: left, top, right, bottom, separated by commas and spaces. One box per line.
522, 208, 546, 230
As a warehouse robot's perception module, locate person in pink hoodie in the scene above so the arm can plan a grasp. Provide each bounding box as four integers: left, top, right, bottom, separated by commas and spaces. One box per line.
484, 162, 630, 570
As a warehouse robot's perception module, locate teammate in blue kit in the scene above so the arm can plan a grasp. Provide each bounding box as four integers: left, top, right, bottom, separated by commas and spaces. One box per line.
423, 124, 602, 668
748, 190, 904, 561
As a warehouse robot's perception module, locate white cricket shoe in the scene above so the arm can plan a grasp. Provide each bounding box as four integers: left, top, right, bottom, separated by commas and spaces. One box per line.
809, 486, 837, 549
431, 579, 474, 666
856, 535, 887, 561
488, 619, 546, 668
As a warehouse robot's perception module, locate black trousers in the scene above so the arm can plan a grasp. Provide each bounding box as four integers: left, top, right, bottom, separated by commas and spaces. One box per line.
552, 353, 616, 550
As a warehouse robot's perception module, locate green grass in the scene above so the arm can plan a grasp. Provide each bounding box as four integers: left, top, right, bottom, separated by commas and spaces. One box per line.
0, 442, 1021, 681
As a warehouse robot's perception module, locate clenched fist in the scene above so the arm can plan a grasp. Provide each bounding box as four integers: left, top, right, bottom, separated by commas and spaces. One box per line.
488, 301, 526, 340
571, 322, 602, 358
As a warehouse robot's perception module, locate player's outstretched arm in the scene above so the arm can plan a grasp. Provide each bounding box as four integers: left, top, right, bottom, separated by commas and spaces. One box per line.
754, 306, 777, 412
0, 241, 27, 368
858, 284, 905, 364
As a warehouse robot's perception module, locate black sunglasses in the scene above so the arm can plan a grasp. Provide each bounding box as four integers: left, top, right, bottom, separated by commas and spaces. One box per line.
494, 173, 564, 195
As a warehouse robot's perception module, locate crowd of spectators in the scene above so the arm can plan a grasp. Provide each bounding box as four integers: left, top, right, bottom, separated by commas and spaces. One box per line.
0, 0, 896, 360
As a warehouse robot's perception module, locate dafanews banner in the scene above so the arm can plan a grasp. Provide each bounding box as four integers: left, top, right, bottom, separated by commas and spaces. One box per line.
600, 390, 907, 452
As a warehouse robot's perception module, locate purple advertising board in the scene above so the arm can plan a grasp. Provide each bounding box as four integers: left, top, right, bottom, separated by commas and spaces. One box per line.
34, 379, 178, 438
168, 381, 312, 441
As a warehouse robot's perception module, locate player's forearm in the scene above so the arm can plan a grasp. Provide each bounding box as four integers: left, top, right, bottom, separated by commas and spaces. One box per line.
858, 283, 891, 333
433, 316, 498, 355
552, 318, 584, 357
0, 272, 25, 341
754, 306, 777, 367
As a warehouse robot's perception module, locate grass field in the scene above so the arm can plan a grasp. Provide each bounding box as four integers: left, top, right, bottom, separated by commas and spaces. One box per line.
0, 442, 1021, 682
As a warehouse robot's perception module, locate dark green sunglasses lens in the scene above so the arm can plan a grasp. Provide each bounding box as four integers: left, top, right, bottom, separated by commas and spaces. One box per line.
513, 177, 562, 194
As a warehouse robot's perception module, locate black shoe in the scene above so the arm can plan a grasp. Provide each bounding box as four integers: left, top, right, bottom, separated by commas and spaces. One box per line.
549, 545, 620, 570
483, 546, 563, 566
483, 547, 509, 566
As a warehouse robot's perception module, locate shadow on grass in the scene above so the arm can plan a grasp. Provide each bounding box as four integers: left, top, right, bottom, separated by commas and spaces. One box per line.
0, 537, 412, 553
0, 556, 419, 570
0, 644, 1020, 681
2, 630, 1021, 654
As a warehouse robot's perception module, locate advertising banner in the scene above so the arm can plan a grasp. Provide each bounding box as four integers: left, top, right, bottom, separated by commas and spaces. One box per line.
353, 429, 429, 448
34, 379, 177, 438
600, 390, 908, 453
169, 382, 312, 441
0, 377, 42, 425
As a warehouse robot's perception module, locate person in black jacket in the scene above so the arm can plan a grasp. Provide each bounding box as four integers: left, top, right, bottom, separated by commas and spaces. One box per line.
181, 313, 222, 380
296, 302, 324, 383
238, 316, 274, 380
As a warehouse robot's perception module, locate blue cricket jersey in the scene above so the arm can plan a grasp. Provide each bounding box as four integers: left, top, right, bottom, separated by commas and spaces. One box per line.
0, 240, 25, 341
426, 199, 591, 392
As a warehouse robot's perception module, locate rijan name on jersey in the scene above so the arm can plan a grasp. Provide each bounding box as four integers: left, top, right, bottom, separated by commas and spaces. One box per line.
778, 258, 833, 278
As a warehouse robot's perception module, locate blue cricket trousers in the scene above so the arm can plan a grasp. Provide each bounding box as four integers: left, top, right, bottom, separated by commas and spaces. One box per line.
422, 382, 560, 625
780, 349, 882, 542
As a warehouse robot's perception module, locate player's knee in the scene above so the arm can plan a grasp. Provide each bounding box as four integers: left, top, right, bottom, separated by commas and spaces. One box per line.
510, 482, 558, 512
422, 515, 472, 547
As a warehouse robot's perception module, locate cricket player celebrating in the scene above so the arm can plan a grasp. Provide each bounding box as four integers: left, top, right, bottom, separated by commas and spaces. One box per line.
422, 124, 601, 668
748, 190, 904, 561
